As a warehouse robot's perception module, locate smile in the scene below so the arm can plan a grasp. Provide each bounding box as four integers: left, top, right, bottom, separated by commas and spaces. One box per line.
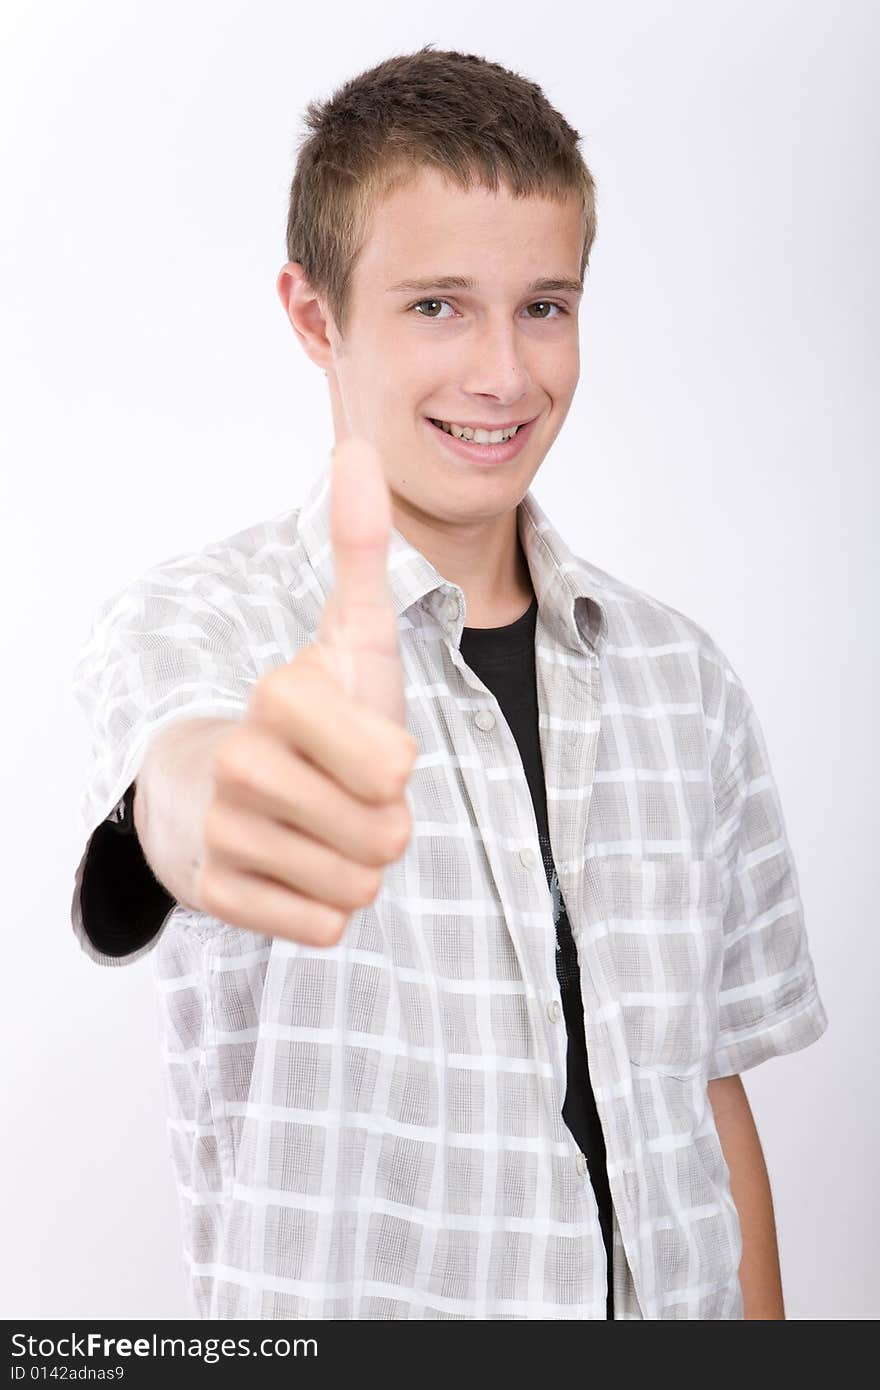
428, 419, 524, 444
424, 413, 539, 466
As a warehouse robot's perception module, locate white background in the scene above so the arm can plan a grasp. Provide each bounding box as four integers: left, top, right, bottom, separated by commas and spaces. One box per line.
1, 0, 875, 1320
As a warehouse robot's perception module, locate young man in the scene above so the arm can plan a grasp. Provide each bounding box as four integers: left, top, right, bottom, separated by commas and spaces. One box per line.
71, 46, 828, 1320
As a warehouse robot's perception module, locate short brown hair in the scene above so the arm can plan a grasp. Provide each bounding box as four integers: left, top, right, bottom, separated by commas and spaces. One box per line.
285, 45, 598, 338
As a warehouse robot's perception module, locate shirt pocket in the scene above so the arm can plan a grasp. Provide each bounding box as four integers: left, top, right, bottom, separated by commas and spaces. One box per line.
597, 856, 724, 1074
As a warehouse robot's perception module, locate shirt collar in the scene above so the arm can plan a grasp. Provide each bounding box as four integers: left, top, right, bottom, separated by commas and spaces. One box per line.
297, 454, 609, 661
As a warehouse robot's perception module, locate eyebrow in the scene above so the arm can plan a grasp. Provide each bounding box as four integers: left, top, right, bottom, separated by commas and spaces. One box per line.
385, 274, 584, 295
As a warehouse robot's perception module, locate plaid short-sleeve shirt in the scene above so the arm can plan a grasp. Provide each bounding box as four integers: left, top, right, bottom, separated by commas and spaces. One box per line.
70, 458, 828, 1319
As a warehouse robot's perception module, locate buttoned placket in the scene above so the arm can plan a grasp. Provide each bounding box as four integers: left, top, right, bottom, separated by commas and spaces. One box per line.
533, 624, 648, 1317
427, 585, 599, 1189
425, 582, 654, 1315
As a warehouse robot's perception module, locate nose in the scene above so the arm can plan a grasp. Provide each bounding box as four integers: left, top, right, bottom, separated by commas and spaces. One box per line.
459, 314, 533, 405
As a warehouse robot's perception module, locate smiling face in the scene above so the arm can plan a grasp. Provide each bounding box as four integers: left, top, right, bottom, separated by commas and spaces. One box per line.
325, 166, 584, 517
279, 165, 586, 593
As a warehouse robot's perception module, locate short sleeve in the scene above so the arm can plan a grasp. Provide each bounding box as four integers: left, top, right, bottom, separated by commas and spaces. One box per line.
70, 563, 257, 968
707, 678, 829, 1079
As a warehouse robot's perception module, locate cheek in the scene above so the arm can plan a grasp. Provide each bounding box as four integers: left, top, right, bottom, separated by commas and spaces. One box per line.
550, 342, 580, 400
525, 332, 578, 392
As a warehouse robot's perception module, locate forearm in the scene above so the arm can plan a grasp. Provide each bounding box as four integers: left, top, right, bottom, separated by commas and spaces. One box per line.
134, 716, 238, 913
707, 1074, 785, 1319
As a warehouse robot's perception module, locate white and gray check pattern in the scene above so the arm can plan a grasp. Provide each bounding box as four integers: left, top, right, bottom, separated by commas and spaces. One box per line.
70, 457, 828, 1319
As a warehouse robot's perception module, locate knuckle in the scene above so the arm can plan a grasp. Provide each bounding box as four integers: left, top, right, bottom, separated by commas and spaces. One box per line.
375, 806, 413, 862
344, 864, 383, 909
250, 664, 305, 721
376, 766, 407, 805
358, 803, 411, 866
386, 741, 419, 795
212, 734, 251, 789
387, 822, 412, 861
308, 910, 348, 948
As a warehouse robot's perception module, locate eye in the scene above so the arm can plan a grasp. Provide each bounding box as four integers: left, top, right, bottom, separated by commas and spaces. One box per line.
526, 301, 567, 319
411, 298, 455, 319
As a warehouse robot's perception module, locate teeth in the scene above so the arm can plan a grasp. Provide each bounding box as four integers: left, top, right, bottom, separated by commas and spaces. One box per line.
431, 420, 521, 444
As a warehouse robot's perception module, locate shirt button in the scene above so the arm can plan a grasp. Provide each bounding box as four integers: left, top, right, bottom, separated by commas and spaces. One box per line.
474, 710, 495, 731
443, 597, 459, 622
576, 1152, 588, 1176
519, 846, 537, 869
547, 999, 562, 1023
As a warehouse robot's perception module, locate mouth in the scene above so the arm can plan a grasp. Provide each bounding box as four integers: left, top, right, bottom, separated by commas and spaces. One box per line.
424, 414, 539, 466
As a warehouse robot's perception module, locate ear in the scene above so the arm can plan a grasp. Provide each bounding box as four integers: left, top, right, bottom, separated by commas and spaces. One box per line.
276, 262, 337, 371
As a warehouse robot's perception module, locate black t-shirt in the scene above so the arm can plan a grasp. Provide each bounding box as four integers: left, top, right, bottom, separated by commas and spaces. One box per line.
82, 593, 614, 1318
80, 781, 175, 956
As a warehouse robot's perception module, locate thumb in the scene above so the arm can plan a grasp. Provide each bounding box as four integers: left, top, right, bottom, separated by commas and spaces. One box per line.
315, 437, 408, 728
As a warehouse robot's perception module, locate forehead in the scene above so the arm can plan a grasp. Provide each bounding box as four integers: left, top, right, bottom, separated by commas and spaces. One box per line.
354, 165, 585, 290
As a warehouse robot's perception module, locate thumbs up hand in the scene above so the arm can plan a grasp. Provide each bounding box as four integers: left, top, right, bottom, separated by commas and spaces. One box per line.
196, 439, 419, 945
